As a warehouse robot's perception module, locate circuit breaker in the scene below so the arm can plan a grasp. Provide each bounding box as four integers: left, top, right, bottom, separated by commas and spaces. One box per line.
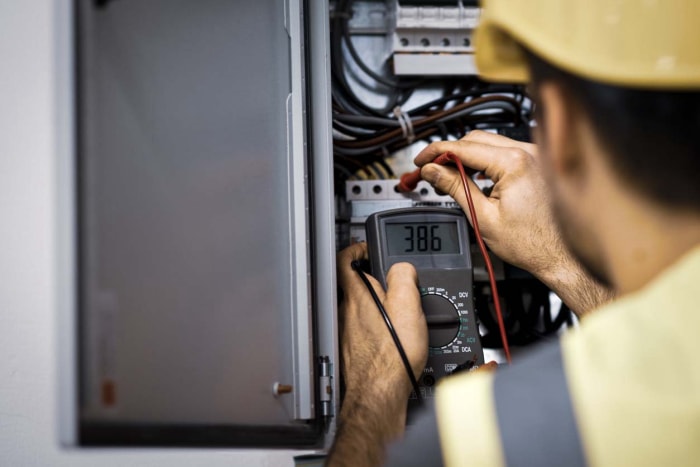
393, 0, 481, 75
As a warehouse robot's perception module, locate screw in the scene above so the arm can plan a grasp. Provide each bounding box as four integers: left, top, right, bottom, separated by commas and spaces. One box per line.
273, 383, 293, 396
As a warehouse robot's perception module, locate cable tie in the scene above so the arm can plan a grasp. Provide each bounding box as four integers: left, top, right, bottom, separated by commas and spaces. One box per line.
393, 106, 415, 144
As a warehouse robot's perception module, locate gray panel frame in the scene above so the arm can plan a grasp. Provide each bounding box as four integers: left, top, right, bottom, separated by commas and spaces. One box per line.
56, 0, 78, 447
287, 0, 315, 421
307, 0, 340, 447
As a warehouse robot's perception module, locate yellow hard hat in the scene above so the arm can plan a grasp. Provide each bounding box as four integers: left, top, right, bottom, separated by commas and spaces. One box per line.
475, 0, 700, 89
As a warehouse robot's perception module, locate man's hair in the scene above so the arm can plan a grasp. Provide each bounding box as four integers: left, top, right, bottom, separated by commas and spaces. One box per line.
526, 53, 700, 212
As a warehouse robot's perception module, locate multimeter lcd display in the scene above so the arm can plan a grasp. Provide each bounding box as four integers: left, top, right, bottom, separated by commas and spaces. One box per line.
385, 222, 460, 256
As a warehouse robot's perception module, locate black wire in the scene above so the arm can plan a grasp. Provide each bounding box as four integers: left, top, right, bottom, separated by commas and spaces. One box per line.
375, 158, 394, 178
334, 113, 518, 157
340, 0, 422, 90
331, 8, 388, 117
333, 119, 379, 138
407, 86, 523, 116
552, 302, 574, 329
341, 23, 421, 90
333, 162, 355, 181
350, 260, 422, 401
331, 0, 425, 117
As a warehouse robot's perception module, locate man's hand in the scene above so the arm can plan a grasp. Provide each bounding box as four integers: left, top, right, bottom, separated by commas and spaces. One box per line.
416, 130, 613, 315
416, 130, 559, 279
327, 242, 428, 467
337, 242, 428, 395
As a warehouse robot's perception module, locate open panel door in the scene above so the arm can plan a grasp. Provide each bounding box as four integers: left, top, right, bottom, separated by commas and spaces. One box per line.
57, 0, 338, 448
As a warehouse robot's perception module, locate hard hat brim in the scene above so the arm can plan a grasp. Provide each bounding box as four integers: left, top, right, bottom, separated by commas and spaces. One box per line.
475, 0, 700, 90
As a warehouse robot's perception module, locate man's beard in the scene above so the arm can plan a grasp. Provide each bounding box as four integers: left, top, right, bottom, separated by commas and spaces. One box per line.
551, 195, 613, 289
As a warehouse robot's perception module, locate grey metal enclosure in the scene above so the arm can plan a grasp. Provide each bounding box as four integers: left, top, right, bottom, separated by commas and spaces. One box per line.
57, 0, 338, 448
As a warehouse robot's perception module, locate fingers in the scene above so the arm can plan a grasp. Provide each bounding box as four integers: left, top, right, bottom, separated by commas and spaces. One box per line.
384, 262, 428, 375
384, 263, 423, 330
414, 130, 535, 183
337, 242, 386, 303
460, 129, 536, 153
475, 361, 499, 373
420, 163, 496, 228
385, 262, 420, 305
337, 242, 369, 287
414, 140, 505, 181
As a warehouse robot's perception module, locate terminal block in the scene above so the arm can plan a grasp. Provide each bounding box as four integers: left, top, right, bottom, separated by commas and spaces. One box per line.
392, 0, 481, 76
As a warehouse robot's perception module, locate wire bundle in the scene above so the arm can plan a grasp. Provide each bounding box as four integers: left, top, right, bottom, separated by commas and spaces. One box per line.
331, 0, 530, 186
476, 279, 574, 348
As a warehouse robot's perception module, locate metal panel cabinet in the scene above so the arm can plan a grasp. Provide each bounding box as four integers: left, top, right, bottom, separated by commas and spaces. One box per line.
57, 0, 338, 448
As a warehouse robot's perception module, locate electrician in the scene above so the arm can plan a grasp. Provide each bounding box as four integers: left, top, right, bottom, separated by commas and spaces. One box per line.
327, 0, 700, 465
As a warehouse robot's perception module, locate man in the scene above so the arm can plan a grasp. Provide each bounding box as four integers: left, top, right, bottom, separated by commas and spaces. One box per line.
327, 0, 700, 465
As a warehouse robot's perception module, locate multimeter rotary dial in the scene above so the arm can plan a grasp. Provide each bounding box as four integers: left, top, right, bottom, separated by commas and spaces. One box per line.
421, 291, 461, 348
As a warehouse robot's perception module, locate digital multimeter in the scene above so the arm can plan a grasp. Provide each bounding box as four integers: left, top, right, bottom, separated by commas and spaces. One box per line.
366, 208, 484, 397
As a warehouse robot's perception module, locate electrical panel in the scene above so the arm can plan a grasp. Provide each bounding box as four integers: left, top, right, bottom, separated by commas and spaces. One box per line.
393, 1, 482, 75
332, 0, 574, 373
56, 0, 574, 455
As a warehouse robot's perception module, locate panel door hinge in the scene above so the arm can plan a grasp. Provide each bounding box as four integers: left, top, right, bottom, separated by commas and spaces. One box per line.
319, 356, 334, 431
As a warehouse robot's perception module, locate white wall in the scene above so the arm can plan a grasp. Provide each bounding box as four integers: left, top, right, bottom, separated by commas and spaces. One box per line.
0, 2, 300, 465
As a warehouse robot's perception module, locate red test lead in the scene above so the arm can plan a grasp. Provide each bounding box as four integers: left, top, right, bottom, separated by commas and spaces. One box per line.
396, 152, 512, 364
395, 153, 452, 193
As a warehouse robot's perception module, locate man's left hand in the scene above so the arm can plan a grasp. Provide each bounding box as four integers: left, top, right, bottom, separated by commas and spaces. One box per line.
327, 242, 428, 466
337, 242, 428, 397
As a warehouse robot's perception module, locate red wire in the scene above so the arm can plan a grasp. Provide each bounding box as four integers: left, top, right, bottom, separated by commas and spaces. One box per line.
397, 153, 512, 364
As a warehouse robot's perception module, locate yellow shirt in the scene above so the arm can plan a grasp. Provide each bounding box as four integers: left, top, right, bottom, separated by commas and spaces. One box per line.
436, 245, 700, 466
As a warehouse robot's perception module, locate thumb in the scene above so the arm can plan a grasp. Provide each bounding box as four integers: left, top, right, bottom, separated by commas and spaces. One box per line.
384, 262, 428, 375
384, 262, 423, 326
420, 163, 495, 229
386, 261, 419, 293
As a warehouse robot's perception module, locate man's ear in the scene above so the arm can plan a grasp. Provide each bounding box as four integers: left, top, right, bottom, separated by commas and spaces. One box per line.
538, 82, 585, 179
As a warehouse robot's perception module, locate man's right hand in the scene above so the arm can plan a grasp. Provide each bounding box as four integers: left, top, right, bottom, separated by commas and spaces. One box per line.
415, 130, 613, 316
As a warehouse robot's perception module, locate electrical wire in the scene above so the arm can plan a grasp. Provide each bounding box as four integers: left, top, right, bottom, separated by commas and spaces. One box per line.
434, 101, 519, 124
406, 85, 524, 116
341, 24, 422, 90
339, 0, 422, 90
351, 260, 423, 401
443, 152, 511, 363
442, 152, 511, 363
334, 113, 403, 127
335, 95, 520, 150
334, 127, 439, 157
